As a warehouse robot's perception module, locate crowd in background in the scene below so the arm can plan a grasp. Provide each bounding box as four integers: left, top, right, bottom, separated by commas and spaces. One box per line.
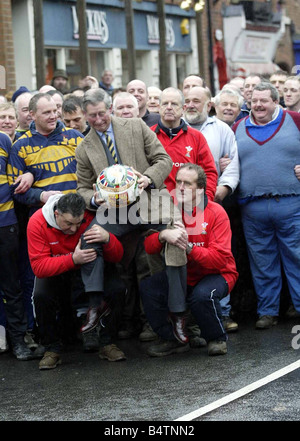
0, 65, 300, 369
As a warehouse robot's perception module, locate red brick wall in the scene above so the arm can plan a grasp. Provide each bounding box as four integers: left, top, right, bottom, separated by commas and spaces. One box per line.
0, 0, 16, 97
194, 0, 299, 88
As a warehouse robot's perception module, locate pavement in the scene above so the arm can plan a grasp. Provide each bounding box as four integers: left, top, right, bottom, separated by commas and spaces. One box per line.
1, 315, 300, 427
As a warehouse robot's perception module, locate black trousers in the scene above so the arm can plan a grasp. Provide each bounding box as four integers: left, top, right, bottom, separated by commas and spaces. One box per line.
141, 271, 228, 343
33, 271, 77, 352
81, 209, 187, 313
34, 267, 126, 352
0, 223, 27, 344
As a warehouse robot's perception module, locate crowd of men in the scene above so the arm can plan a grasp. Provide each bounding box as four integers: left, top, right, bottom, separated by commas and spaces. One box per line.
0, 66, 300, 370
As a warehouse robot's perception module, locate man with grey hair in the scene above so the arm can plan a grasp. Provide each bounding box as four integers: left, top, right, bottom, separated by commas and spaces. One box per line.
233, 82, 300, 329
76, 87, 190, 344
151, 87, 218, 203
99, 68, 114, 96
214, 88, 244, 127
0, 102, 18, 142
14, 91, 33, 139
112, 92, 139, 118
184, 85, 240, 332
147, 86, 162, 114
182, 74, 205, 98
184, 86, 239, 204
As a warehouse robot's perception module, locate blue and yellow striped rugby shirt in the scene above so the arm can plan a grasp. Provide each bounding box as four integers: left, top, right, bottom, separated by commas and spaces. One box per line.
7, 120, 84, 207
0, 131, 17, 227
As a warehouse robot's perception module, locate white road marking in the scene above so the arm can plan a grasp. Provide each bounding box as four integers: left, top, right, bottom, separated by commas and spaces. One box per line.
175, 359, 300, 421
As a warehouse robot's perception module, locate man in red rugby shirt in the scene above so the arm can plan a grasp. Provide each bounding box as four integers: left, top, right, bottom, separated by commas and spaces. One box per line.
151, 87, 218, 202
140, 164, 238, 357
27, 192, 126, 369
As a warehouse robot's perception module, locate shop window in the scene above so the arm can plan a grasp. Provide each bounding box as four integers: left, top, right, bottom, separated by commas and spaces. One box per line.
176, 54, 188, 88
45, 49, 56, 84
45, 48, 107, 89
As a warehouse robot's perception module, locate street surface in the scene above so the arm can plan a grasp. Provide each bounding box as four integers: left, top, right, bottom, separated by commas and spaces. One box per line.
1, 316, 300, 429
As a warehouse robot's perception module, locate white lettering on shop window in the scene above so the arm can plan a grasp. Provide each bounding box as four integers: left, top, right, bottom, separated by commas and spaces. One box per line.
72, 5, 109, 44
147, 15, 175, 48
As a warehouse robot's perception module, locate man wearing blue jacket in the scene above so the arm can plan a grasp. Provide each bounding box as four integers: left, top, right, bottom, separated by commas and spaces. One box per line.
6, 93, 84, 351
0, 131, 31, 360
233, 82, 300, 329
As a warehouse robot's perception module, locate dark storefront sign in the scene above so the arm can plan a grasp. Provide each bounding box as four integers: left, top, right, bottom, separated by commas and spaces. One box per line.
43, 0, 192, 53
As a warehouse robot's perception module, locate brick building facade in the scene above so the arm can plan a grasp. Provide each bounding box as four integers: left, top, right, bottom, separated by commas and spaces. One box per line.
193, 0, 300, 89
0, 0, 16, 95
0, 0, 299, 98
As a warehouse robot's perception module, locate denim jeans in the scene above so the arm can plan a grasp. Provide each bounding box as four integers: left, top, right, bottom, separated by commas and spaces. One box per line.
241, 195, 300, 316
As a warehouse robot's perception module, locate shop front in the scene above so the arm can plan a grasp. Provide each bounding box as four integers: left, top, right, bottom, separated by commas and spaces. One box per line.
12, 0, 196, 91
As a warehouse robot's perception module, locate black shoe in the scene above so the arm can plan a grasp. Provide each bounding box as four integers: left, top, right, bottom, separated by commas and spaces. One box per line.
207, 340, 227, 356
256, 315, 278, 329
222, 316, 238, 333
12, 342, 35, 361
117, 323, 136, 340
139, 322, 157, 342
82, 328, 99, 352
32, 345, 46, 359
24, 330, 39, 349
80, 303, 111, 334
147, 339, 190, 357
168, 312, 189, 344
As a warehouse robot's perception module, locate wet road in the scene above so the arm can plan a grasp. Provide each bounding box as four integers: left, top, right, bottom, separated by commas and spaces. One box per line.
1, 316, 300, 426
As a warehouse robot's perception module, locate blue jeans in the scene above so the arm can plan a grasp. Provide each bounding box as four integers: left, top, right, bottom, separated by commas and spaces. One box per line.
220, 294, 231, 317
140, 271, 228, 343
241, 195, 300, 316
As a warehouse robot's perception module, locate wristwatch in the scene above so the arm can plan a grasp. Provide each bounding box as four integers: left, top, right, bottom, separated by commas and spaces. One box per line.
186, 242, 194, 253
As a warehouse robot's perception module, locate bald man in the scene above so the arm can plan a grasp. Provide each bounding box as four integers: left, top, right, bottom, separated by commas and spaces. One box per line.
126, 79, 159, 127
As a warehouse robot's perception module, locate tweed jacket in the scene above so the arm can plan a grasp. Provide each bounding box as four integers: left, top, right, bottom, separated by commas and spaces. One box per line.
76, 116, 174, 216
